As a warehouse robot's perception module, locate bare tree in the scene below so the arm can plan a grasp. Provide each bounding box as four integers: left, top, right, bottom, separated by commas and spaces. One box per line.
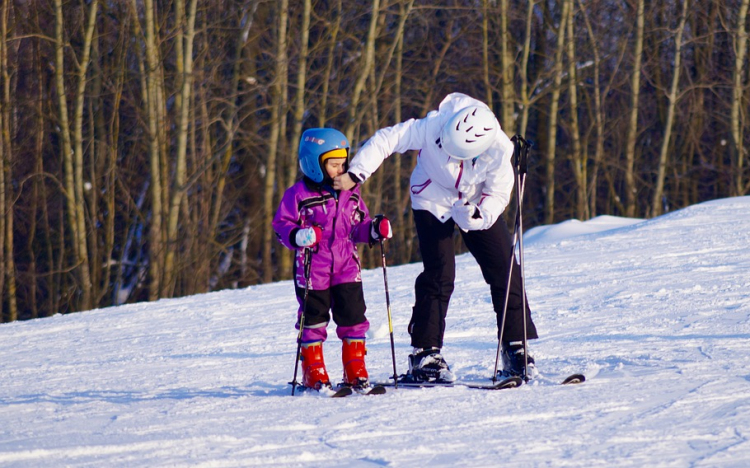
544, 0, 571, 224
54, 0, 97, 310
344, 0, 381, 143
652, 0, 689, 216
731, 0, 749, 196
565, 4, 586, 219
163, 0, 198, 296
136, 0, 165, 300
261, 0, 288, 283
499, 0, 514, 132
624, 0, 645, 217
0, 0, 13, 321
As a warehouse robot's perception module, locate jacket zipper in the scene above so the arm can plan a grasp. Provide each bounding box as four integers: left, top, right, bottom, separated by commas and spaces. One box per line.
330, 195, 339, 275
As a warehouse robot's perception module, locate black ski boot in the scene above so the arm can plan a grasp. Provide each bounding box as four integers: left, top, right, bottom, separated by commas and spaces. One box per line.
406, 347, 456, 383
500, 341, 537, 379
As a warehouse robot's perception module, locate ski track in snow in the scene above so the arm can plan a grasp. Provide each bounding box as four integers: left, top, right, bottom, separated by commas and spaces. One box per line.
1, 197, 750, 466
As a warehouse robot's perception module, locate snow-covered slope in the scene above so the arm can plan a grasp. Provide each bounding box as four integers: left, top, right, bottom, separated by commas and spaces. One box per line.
1, 197, 750, 467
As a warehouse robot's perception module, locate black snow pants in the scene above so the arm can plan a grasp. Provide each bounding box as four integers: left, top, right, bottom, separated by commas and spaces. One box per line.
408, 209, 538, 349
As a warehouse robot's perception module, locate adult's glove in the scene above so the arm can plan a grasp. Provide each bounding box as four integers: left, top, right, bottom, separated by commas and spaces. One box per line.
294, 226, 322, 248
451, 200, 484, 231
370, 215, 393, 242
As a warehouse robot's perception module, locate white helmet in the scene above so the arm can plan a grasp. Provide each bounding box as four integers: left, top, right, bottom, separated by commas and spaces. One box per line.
440, 106, 499, 160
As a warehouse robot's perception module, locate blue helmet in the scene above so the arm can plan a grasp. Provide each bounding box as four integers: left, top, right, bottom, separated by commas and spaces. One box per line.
299, 128, 350, 183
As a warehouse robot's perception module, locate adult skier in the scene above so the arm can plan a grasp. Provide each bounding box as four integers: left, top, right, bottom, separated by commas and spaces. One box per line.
273, 128, 392, 391
334, 93, 538, 383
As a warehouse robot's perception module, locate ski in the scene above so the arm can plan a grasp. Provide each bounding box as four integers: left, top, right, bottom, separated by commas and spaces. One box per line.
351, 384, 387, 396
289, 383, 354, 398
377, 376, 523, 391
560, 373, 586, 385
525, 373, 586, 386
322, 386, 354, 398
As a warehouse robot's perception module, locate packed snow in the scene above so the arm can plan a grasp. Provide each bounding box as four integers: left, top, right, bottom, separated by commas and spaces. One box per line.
1, 197, 750, 467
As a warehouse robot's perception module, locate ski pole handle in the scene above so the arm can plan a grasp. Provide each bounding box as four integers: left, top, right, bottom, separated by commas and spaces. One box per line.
511, 135, 531, 175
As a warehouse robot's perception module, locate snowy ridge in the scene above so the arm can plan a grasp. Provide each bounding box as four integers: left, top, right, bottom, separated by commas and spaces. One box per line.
1, 197, 750, 466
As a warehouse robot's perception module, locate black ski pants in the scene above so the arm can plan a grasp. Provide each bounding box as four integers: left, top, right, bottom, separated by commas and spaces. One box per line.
409, 209, 538, 349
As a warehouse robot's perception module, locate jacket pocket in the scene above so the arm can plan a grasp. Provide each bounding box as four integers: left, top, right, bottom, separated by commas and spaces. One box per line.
410, 178, 432, 195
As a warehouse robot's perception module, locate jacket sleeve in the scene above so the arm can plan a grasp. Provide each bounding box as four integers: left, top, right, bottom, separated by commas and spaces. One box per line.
272, 188, 302, 250
476, 131, 515, 229
347, 117, 428, 183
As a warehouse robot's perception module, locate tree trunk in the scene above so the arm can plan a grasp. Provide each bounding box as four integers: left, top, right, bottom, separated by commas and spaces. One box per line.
139, 0, 165, 300
652, 0, 688, 217
289, 0, 311, 186
261, 0, 288, 283
578, 0, 604, 218
55, 0, 96, 311
731, 0, 749, 196
625, 0, 645, 217
482, 0, 492, 107
499, 0, 514, 132
565, 5, 587, 220
518, 0, 536, 137
344, 0, 381, 143
393, 0, 409, 264
544, 0, 570, 224
319, 0, 342, 127
163, 0, 198, 297
280, 0, 311, 279
0, 0, 9, 321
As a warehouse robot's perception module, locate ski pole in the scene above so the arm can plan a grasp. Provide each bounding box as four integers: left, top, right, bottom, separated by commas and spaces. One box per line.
493, 135, 531, 382
291, 248, 312, 396
516, 138, 530, 382
380, 240, 399, 388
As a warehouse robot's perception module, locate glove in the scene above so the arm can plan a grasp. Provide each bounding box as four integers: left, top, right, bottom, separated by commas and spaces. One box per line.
451, 200, 484, 231
370, 215, 393, 242
294, 226, 322, 248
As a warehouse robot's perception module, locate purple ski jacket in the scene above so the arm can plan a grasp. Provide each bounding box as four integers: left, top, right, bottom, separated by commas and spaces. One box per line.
273, 178, 374, 290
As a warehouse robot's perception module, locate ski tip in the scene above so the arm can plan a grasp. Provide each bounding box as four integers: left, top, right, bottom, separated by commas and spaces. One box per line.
494, 376, 524, 389
561, 373, 586, 385
330, 386, 354, 398
364, 385, 387, 395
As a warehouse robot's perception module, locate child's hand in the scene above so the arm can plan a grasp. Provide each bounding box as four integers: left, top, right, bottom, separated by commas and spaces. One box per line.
370, 215, 393, 242
295, 226, 322, 248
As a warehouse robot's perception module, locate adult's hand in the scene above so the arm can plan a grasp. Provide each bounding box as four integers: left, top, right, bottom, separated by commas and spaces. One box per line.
451, 200, 485, 231
333, 173, 357, 191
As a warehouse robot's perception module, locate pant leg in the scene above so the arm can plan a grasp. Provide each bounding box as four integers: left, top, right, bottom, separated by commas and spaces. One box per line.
409, 210, 457, 349
295, 286, 331, 343
460, 218, 538, 342
329, 282, 370, 340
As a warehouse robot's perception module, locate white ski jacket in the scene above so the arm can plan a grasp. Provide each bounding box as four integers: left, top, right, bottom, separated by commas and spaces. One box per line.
348, 93, 515, 229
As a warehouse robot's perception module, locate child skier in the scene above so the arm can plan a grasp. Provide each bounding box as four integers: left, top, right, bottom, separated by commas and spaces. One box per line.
272, 128, 392, 391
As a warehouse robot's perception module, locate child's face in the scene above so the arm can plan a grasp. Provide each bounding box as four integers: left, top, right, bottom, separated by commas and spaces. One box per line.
324, 158, 347, 180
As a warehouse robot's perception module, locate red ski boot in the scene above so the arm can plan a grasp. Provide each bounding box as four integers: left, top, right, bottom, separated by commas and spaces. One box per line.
300, 341, 330, 390
342, 338, 369, 386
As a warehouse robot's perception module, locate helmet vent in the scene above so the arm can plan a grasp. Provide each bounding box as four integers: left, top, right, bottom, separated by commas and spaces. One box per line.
440, 105, 499, 160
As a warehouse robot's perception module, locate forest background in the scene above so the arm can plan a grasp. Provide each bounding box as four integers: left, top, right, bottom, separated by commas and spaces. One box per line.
0, 0, 748, 322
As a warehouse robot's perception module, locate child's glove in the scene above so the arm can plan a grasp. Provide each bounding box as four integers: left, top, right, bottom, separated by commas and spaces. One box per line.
370, 215, 393, 242
451, 200, 484, 231
294, 226, 322, 248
